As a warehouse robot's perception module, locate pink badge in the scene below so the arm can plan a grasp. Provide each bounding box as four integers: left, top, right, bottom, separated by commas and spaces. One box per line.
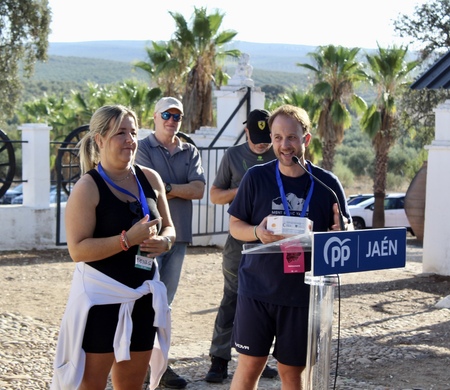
282, 244, 305, 273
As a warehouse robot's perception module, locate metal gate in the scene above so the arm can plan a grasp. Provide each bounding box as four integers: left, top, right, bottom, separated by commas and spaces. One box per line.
54, 128, 232, 246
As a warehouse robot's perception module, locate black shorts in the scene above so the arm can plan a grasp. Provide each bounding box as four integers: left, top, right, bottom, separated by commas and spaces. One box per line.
82, 293, 156, 353
232, 294, 309, 366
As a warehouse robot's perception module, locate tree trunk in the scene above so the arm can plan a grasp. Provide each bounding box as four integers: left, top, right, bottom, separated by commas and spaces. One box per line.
372, 134, 389, 228
372, 191, 386, 228
321, 139, 336, 171
183, 57, 214, 134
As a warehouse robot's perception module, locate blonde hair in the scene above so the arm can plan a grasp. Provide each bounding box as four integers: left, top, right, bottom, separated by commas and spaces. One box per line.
78, 105, 139, 174
268, 104, 311, 135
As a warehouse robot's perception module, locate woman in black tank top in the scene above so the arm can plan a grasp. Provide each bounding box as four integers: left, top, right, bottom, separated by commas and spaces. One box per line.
53, 105, 175, 390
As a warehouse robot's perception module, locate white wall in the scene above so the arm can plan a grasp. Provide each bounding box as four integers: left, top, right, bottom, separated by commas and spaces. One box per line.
422, 100, 450, 275
0, 123, 68, 251
0, 204, 66, 250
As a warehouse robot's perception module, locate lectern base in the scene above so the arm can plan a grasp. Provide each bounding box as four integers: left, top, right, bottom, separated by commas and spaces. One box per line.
304, 274, 338, 390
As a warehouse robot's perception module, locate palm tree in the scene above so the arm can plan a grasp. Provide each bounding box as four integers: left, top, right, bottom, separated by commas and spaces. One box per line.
114, 80, 161, 128
20, 81, 161, 135
172, 7, 241, 132
19, 95, 83, 175
134, 40, 187, 99
297, 45, 367, 171
360, 44, 419, 228
19, 95, 81, 140
69, 81, 159, 127
146, 7, 240, 133
71, 83, 114, 125
278, 89, 322, 164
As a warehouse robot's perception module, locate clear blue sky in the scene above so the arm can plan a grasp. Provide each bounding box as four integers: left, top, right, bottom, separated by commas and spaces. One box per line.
48, 0, 420, 49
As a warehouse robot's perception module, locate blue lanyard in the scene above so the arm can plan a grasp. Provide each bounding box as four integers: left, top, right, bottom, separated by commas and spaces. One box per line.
276, 160, 314, 217
97, 162, 150, 218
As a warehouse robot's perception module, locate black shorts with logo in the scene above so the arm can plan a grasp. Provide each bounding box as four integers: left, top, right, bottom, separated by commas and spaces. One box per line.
232, 294, 309, 366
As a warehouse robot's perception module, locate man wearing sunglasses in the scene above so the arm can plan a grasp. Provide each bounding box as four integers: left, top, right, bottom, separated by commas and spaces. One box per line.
136, 97, 206, 389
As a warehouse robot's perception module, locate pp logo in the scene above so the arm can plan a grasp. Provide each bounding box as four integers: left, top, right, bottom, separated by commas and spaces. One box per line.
323, 237, 351, 267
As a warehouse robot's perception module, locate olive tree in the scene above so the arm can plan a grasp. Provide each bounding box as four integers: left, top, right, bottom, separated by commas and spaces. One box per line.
0, 0, 51, 118
394, 0, 450, 61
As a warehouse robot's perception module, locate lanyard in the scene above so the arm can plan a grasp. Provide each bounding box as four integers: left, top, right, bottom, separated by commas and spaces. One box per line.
97, 162, 150, 218
276, 160, 314, 217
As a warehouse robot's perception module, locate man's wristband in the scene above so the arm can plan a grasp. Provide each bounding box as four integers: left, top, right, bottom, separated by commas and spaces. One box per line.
253, 225, 259, 241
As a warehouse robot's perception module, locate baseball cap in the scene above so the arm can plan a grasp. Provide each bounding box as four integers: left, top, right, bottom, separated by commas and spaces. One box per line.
154, 97, 184, 114
243, 109, 271, 144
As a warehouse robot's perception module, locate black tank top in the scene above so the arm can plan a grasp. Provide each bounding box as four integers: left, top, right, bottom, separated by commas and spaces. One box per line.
86, 165, 160, 287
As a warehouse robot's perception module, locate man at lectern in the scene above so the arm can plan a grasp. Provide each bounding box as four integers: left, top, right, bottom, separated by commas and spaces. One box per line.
228, 104, 351, 390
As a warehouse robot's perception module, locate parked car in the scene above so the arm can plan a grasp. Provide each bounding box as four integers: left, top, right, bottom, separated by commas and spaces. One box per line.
349, 193, 414, 234
346, 193, 373, 206
49, 188, 69, 203
0, 184, 24, 204
9, 185, 68, 204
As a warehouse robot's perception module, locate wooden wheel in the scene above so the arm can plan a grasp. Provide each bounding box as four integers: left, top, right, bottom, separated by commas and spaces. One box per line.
0, 129, 16, 199
55, 125, 89, 196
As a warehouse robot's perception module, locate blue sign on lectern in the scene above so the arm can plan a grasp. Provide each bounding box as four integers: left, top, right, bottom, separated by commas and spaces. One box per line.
311, 228, 407, 276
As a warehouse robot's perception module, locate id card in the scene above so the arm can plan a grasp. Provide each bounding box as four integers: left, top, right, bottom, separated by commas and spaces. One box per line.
282, 244, 305, 273
135, 254, 154, 271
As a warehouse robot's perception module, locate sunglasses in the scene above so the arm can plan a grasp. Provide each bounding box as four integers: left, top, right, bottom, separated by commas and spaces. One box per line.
128, 200, 143, 225
161, 111, 183, 122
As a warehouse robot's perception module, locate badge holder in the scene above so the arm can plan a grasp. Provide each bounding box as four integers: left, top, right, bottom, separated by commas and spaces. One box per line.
135, 249, 154, 271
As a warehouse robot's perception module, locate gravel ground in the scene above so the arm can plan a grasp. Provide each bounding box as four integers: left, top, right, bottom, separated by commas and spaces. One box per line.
1, 237, 450, 389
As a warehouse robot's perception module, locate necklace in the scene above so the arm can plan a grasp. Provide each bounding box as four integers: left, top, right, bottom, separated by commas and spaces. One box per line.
110, 167, 132, 183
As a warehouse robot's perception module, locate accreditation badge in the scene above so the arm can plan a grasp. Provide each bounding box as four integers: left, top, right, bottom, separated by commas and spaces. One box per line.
282, 244, 305, 273
135, 254, 154, 271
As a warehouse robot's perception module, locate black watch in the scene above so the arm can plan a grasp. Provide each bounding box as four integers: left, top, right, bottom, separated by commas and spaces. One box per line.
165, 183, 172, 193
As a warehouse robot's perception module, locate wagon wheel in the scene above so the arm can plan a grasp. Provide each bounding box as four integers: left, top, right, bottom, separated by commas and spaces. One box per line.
0, 129, 16, 198
55, 127, 194, 196
56, 125, 89, 196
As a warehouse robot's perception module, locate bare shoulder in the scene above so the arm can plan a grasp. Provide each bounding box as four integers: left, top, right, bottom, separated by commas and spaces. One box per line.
68, 173, 98, 205
72, 172, 96, 192
137, 164, 164, 189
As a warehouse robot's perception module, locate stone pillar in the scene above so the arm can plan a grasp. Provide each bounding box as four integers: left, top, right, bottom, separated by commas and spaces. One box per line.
422, 100, 450, 275
213, 88, 265, 147
19, 123, 52, 208
189, 53, 265, 247
211, 53, 265, 147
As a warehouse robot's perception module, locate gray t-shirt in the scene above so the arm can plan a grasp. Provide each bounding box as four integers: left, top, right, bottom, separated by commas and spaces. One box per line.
213, 142, 276, 197
214, 142, 276, 260
135, 132, 205, 243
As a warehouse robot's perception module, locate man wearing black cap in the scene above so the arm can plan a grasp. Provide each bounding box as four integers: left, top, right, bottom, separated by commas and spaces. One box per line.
205, 109, 278, 383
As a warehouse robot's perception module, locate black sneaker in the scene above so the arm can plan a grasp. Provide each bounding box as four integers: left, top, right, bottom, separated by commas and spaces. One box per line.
205, 356, 228, 383
159, 366, 187, 389
261, 364, 278, 379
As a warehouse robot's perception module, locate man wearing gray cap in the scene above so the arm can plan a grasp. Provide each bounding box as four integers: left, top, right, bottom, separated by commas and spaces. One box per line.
205, 109, 278, 383
136, 97, 206, 389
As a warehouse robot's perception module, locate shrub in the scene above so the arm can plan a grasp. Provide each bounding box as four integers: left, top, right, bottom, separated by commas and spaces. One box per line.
333, 160, 354, 189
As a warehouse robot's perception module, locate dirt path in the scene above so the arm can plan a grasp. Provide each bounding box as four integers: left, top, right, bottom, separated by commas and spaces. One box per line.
1, 238, 450, 389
